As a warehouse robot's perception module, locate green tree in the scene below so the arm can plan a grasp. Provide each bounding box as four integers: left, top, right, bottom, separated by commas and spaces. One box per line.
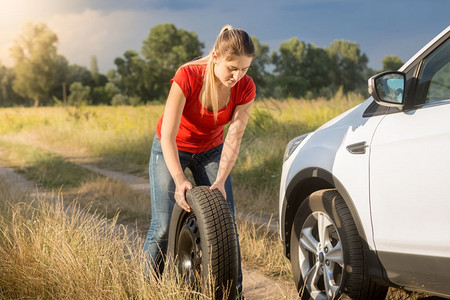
247, 36, 270, 96
114, 50, 146, 98
106, 69, 121, 87
105, 82, 121, 100
90, 55, 100, 85
87, 56, 108, 105
382, 55, 403, 71
302, 44, 333, 96
10, 22, 61, 106
67, 64, 94, 90
91, 82, 121, 106
327, 40, 369, 93
49, 55, 69, 103
91, 86, 107, 105
272, 37, 308, 97
68, 82, 90, 106
0, 65, 25, 106
141, 23, 204, 100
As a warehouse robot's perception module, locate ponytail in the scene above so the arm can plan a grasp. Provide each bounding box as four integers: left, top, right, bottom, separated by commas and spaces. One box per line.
184, 25, 255, 121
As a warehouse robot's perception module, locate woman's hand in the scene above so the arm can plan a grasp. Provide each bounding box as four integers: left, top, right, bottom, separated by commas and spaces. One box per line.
210, 181, 227, 200
175, 179, 193, 212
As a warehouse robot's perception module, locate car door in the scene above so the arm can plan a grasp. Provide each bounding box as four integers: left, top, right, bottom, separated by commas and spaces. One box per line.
370, 37, 450, 295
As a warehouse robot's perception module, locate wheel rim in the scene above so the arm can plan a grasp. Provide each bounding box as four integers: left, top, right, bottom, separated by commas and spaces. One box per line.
176, 215, 202, 283
298, 212, 344, 300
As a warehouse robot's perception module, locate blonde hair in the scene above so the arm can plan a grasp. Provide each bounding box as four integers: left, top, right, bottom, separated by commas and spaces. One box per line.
184, 25, 255, 120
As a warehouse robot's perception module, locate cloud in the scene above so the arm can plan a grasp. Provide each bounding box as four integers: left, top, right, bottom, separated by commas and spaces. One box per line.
44, 8, 206, 72
43, 7, 230, 72
46, 9, 149, 72
0, 4, 233, 71
30, 0, 212, 13
1, 0, 448, 72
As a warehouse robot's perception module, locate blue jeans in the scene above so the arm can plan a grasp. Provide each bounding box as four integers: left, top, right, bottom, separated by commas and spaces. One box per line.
143, 135, 243, 293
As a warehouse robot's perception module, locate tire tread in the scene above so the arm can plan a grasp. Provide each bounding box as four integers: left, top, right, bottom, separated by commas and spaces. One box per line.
185, 186, 238, 299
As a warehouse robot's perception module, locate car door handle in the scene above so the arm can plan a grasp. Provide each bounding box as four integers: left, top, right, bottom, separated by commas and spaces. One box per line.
346, 142, 368, 154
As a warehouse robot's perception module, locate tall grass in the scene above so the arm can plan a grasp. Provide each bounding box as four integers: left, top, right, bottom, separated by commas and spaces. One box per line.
0, 179, 221, 300
0, 176, 293, 299
237, 215, 292, 280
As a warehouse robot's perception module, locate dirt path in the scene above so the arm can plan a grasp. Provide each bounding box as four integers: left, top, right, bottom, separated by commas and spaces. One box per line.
80, 163, 279, 232
0, 164, 298, 299
0, 166, 35, 196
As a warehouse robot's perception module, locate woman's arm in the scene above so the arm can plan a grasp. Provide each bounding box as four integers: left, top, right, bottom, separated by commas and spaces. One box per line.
160, 82, 192, 212
210, 100, 254, 198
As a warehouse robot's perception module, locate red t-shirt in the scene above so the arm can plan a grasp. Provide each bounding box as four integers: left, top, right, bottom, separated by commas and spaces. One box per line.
156, 64, 256, 153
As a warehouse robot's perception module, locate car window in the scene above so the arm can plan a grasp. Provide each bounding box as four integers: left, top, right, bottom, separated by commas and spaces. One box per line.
427, 62, 450, 102
415, 38, 450, 105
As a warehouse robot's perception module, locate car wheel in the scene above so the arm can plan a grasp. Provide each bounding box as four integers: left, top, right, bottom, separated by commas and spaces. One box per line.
290, 189, 387, 299
167, 186, 238, 299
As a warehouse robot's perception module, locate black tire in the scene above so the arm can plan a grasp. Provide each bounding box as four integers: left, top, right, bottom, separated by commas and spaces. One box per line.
167, 186, 238, 299
290, 189, 388, 300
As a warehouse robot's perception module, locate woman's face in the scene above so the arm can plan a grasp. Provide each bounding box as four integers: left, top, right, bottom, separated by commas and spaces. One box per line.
213, 54, 253, 88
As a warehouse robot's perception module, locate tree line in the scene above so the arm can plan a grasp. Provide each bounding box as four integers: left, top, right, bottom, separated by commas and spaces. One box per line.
0, 22, 404, 107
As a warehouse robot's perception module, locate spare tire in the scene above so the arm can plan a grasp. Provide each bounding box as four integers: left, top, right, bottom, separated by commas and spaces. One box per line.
167, 186, 239, 299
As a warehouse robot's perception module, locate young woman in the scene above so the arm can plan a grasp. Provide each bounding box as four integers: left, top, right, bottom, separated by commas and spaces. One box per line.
143, 25, 256, 295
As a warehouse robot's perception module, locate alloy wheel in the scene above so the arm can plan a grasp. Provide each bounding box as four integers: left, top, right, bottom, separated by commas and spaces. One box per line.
298, 212, 344, 299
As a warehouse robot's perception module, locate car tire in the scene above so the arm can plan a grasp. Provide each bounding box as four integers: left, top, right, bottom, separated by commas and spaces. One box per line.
167, 186, 238, 299
290, 189, 388, 299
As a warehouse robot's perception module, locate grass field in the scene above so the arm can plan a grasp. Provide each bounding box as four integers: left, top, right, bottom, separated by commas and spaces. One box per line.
0, 92, 363, 215
0, 93, 365, 299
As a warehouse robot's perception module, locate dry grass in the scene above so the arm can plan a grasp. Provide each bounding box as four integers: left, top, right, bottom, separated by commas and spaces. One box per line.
237, 215, 292, 280
234, 186, 279, 218
75, 175, 150, 232
0, 179, 227, 300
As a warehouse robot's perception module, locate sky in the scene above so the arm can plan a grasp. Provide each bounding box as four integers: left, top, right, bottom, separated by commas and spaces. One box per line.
1, 0, 449, 73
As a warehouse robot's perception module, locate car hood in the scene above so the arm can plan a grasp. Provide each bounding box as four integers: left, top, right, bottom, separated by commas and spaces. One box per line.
315, 97, 374, 133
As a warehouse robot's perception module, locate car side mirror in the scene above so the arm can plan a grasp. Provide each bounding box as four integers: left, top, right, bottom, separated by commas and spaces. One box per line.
368, 71, 406, 108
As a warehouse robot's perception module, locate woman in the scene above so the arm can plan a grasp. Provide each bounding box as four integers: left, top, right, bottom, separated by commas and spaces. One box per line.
143, 24, 256, 296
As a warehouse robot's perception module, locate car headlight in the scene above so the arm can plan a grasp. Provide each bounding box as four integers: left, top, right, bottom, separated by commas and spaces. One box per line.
284, 133, 309, 161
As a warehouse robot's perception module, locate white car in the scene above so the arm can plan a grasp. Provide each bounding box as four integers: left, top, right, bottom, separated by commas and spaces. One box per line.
279, 26, 450, 299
